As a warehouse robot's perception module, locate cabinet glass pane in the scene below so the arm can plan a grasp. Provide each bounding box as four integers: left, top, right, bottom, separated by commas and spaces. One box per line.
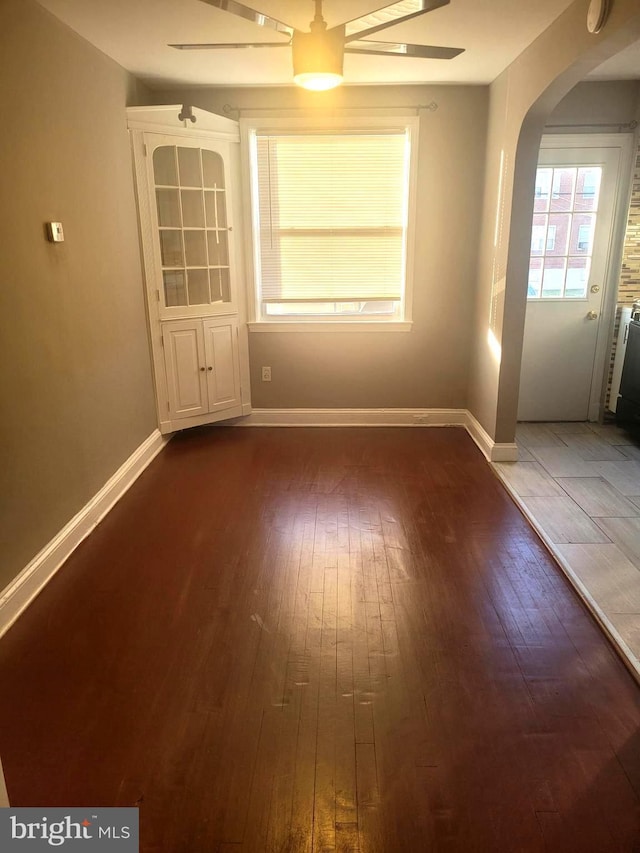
210, 268, 231, 303
153, 146, 177, 186
207, 230, 229, 266
178, 147, 202, 187
154, 144, 232, 312
202, 150, 224, 188
181, 190, 204, 227
156, 189, 181, 227
187, 269, 210, 305
159, 230, 184, 266
184, 231, 207, 267
163, 270, 187, 306
205, 191, 227, 228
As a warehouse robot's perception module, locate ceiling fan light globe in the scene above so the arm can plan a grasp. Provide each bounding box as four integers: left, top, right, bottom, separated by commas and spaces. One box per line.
292, 24, 345, 90
294, 71, 343, 91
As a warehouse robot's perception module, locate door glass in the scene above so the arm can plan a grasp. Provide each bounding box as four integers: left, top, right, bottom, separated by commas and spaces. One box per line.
152, 145, 232, 310
527, 166, 602, 300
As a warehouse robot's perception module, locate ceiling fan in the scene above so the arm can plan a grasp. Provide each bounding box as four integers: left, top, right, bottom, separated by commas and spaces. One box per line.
170, 0, 464, 90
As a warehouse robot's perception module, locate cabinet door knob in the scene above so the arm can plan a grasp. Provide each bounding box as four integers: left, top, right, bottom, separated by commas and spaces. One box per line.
208, 366, 213, 371
200, 366, 205, 371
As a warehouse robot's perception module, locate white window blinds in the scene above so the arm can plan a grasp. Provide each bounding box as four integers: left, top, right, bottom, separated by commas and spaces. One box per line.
255, 132, 409, 304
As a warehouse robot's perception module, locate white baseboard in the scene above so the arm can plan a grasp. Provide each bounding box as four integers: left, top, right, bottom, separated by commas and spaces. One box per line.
234, 408, 518, 463
465, 412, 519, 462
235, 407, 468, 428
0, 429, 168, 639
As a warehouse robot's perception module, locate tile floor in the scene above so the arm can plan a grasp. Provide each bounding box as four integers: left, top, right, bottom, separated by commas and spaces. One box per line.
493, 421, 640, 679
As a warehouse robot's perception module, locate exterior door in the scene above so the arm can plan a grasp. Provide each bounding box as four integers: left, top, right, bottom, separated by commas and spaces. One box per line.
518, 136, 631, 422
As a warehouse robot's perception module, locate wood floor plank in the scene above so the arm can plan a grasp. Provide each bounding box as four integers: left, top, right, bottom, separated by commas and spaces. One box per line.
1, 426, 640, 852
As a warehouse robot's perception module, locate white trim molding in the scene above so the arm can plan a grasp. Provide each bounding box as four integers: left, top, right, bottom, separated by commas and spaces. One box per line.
465, 412, 519, 462
230, 408, 519, 462
232, 408, 468, 428
0, 430, 168, 639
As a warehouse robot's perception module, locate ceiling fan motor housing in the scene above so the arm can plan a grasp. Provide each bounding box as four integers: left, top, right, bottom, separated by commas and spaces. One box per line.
292, 24, 345, 82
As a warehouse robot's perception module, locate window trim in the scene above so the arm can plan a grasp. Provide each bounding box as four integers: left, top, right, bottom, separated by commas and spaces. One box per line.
239, 115, 419, 332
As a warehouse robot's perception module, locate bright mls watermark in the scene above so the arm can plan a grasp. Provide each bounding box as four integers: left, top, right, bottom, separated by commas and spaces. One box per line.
0, 808, 138, 850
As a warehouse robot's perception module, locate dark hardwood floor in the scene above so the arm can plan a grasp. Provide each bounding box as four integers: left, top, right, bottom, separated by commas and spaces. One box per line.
1, 426, 640, 852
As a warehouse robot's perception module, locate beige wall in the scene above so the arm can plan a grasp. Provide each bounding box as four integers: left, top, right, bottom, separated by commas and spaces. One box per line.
0, 0, 156, 590
467, 0, 640, 443
548, 79, 640, 130
153, 84, 489, 409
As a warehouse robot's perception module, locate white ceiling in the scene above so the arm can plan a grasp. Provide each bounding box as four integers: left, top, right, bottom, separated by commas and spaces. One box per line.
36, 0, 638, 89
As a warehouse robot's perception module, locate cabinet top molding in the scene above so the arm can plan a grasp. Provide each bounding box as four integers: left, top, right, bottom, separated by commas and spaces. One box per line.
126, 105, 240, 140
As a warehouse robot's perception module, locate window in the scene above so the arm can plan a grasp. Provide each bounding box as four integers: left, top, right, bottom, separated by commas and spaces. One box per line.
243, 118, 417, 328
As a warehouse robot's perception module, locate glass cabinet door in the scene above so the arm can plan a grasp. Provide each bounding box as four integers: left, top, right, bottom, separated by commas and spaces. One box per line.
152, 144, 232, 312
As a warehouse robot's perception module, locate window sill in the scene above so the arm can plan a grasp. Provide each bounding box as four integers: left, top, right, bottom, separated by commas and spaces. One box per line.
247, 321, 413, 333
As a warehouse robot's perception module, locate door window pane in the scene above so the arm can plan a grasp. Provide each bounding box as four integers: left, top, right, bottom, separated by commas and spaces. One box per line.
550, 168, 576, 212
572, 216, 595, 253
528, 166, 600, 300
565, 257, 590, 298
534, 169, 552, 213
528, 258, 543, 298
541, 258, 566, 298
547, 213, 570, 256
575, 168, 601, 211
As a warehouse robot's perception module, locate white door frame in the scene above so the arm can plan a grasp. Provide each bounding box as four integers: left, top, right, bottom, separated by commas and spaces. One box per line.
535, 133, 634, 421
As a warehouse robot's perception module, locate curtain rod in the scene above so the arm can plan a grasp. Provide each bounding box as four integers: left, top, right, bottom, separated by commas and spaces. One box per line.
545, 119, 638, 131
221, 101, 438, 116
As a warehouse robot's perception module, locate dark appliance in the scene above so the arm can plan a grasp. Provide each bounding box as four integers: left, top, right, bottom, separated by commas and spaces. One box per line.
617, 318, 640, 429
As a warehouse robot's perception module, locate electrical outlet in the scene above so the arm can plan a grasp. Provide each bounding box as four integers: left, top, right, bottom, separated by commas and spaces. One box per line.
261, 366, 272, 382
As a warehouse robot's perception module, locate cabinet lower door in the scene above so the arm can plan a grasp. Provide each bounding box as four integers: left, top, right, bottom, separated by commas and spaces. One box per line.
162, 322, 208, 419
203, 317, 242, 414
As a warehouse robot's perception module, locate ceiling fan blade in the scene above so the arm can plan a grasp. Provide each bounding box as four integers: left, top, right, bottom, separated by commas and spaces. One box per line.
340, 0, 450, 43
346, 40, 463, 59
197, 0, 293, 38
170, 42, 289, 49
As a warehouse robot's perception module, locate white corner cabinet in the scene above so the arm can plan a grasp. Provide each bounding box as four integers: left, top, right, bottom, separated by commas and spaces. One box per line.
127, 105, 251, 433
